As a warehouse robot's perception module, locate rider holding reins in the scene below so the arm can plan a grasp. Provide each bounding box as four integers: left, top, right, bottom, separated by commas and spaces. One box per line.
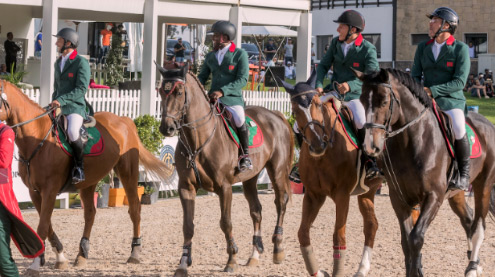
197, 21, 252, 172
412, 7, 471, 191
49, 28, 91, 184
315, 10, 381, 181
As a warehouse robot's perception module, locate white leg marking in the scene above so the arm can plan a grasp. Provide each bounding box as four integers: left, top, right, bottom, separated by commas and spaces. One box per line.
28, 257, 41, 271
356, 246, 373, 276
52, 247, 68, 264
470, 221, 484, 262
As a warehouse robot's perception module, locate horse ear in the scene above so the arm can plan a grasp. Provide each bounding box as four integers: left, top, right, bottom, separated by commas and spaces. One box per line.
154, 61, 167, 77
351, 68, 364, 81
379, 68, 389, 82
306, 69, 317, 88
180, 63, 189, 78
276, 76, 295, 92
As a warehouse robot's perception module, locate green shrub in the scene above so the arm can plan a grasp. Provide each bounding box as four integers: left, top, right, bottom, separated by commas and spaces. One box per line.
134, 115, 164, 155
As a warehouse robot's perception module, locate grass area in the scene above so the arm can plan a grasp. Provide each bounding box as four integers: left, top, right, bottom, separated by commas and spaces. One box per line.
465, 92, 495, 124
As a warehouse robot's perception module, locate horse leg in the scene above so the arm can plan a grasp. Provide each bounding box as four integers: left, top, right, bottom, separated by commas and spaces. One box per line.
465, 182, 492, 277
242, 175, 263, 267
389, 194, 415, 277
217, 184, 238, 273
117, 162, 143, 264
74, 185, 97, 267
331, 192, 351, 277
354, 187, 379, 277
266, 165, 290, 264
408, 192, 442, 277
448, 192, 474, 260
175, 183, 196, 277
298, 191, 327, 277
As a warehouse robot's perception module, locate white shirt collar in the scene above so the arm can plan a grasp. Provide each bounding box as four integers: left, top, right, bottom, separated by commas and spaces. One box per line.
60, 50, 74, 71
216, 43, 231, 65
341, 40, 355, 57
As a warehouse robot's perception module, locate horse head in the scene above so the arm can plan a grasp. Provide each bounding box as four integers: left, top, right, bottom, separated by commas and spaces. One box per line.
278, 71, 328, 157
155, 62, 189, 137
354, 68, 401, 157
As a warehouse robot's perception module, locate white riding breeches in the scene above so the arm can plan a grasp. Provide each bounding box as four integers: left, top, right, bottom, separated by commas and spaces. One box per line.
444, 109, 466, 140
220, 100, 245, 128
344, 99, 366, 129
67, 113, 84, 142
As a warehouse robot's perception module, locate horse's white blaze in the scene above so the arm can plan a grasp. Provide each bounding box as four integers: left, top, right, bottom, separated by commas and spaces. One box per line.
470, 220, 484, 262
52, 247, 68, 263
178, 248, 189, 269
298, 103, 323, 144
356, 246, 373, 276
28, 257, 41, 271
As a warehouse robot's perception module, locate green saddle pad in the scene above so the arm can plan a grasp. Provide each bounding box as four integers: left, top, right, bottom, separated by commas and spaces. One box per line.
224, 116, 263, 148
339, 112, 360, 147
57, 125, 104, 156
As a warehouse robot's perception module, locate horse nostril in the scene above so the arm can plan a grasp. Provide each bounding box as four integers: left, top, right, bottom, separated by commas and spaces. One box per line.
321, 141, 327, 149
167, 127, 175, 134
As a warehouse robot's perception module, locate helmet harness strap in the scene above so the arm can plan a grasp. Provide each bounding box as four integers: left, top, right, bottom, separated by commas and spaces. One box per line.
433, 19, 449, 39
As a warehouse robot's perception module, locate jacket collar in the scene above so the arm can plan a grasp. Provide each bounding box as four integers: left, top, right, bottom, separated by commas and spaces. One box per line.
69, 49, 78, 60
229, 42, 236, 52
355, 33, 363, 47
425, 35, 455, 46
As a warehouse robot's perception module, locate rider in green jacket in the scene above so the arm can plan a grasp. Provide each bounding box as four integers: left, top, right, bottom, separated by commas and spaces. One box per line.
198, 21, 251, 171
412, 7, 471, 191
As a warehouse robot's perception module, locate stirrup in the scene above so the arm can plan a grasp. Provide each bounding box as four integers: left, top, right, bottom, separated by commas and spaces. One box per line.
72, 167, 85, 184
447, 176, 469, 192
364, 160, 383, 180
238, 155, 253, 171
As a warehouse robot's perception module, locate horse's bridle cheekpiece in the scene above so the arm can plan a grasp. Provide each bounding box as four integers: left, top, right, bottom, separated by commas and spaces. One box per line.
292, 89, 329, 149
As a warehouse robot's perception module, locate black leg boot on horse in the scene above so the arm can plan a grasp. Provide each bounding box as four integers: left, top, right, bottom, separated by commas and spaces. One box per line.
448, 134, 470, 191
237, 123, 253, 172
70, 137, 86, 184
358, 128, 382, 180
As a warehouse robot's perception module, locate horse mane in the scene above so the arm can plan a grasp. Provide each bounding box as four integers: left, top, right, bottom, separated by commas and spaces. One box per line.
363, 68, 432, 108
6, 81, 45, 112
187, 71, 210, 102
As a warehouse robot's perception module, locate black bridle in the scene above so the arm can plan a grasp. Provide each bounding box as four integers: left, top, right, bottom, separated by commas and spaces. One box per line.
363, 82, 428, 139
291, 90, 329, 148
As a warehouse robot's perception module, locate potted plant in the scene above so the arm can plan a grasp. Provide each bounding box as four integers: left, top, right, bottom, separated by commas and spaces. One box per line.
96, 176, 111, 208
107, 171, 126, 207
141, 184, 158, 205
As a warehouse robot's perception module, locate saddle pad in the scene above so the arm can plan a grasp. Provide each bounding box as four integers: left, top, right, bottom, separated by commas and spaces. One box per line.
329, 99, 359, 149
217, 108, 263, 148
432, 104, 481, 159
55, 125, 104, 157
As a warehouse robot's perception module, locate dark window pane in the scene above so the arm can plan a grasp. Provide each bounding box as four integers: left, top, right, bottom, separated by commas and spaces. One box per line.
465, 33, 487, 58
411, 34, 430, 45
316, 35, 333, 60
362, 33, 381, 59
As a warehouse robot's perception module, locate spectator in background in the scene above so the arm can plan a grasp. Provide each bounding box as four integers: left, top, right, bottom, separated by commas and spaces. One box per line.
465, 73, 475, 91
468, 41, 475, 58
478, 73, 485, 86
35, 29, 42, 58
4, 32, 20, 73
323, 43, 330, 55
0, 64, 9, 76
284, 38, 294, 65
311, 42, 316, 66
405, 67, 411, 74
174, 37, 186, 63
264, 38, 277, 62
485, 77, 494, 97
484, 68, 492, 80
285, 61, 295, 79
99, 23, 113, 64
467, 77, 488, 99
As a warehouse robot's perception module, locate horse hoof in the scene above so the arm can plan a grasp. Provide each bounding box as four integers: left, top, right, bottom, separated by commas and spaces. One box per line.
24, 268, 40, 277
74, 256, 87, 268
353, 273, 365, 277
127, 256, 141, 264
273, 250, 285, 264
54, 260, 69, 270
224, 263, 237, 273
246, 257, 259, 267
174, 268, 188, 277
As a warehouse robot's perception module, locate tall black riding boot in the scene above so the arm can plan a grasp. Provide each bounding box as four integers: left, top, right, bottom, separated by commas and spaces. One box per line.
448, 134, 470, 191
71, 137, 86, 184
237, 123, 253, 172
357, 128, 381, 179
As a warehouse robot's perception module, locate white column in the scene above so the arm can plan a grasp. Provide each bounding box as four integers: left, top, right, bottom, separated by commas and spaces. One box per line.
40, 0, 58, 106
296, 11, 312, 83
141, 0, 158, 116
229, 6, 242, 48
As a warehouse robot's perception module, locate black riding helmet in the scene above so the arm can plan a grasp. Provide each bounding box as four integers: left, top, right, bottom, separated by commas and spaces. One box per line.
54, 28, 79, 52
333, 10, 365, 41
210, 21, 236, 41
427, 7, 458, 37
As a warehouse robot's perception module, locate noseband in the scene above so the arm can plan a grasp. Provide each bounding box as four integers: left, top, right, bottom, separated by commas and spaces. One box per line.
363, 82, 428, 138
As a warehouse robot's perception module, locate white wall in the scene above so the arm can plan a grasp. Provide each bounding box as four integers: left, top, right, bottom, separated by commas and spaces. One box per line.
0, 5, 35, 63
312, 6, 393, 62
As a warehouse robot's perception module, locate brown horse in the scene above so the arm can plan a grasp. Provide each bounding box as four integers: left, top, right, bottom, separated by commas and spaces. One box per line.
155, 63, 294, 276
279, 72, 381, 277
357, 68, 495, 277
0, 81, 171, 274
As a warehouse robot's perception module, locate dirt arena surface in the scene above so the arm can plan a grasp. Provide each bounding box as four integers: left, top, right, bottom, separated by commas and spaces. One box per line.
12, 189, 495, 276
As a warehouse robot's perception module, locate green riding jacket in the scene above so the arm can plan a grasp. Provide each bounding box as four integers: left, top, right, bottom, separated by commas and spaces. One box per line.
316, 34, 379, 101
52, 50, 91, 118
412, 36, 470, 111
197, 43, 249, 107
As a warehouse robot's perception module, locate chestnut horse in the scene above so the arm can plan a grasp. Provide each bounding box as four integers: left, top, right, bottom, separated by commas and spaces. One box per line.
0, 81, 171, 274
279, 72, 382, 277
156, 63, 294, 276
357, 68, 495, 277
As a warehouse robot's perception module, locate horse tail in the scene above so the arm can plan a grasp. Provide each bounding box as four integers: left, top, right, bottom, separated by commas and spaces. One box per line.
273, 110, 294, 200
490, 185, 495, 217
137, 138, 173, 182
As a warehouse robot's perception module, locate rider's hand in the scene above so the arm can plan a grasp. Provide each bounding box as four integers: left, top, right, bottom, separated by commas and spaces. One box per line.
424, 87, 432, 98
337, 82, 350, 94
209, 91, 223, 101
316, 87, 324, 94
49, 100, 61, 108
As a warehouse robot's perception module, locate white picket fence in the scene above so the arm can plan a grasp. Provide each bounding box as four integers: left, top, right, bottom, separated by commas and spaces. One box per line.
21, 89, 291, 118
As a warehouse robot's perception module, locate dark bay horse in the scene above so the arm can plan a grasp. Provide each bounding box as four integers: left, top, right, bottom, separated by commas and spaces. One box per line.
279, 72, 381, 277
156, 63, 294, 276
356, 68, 495, 277
0, 81, 171, 274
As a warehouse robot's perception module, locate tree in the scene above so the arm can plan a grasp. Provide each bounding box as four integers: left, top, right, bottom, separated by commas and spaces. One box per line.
105, 29, 124, 86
